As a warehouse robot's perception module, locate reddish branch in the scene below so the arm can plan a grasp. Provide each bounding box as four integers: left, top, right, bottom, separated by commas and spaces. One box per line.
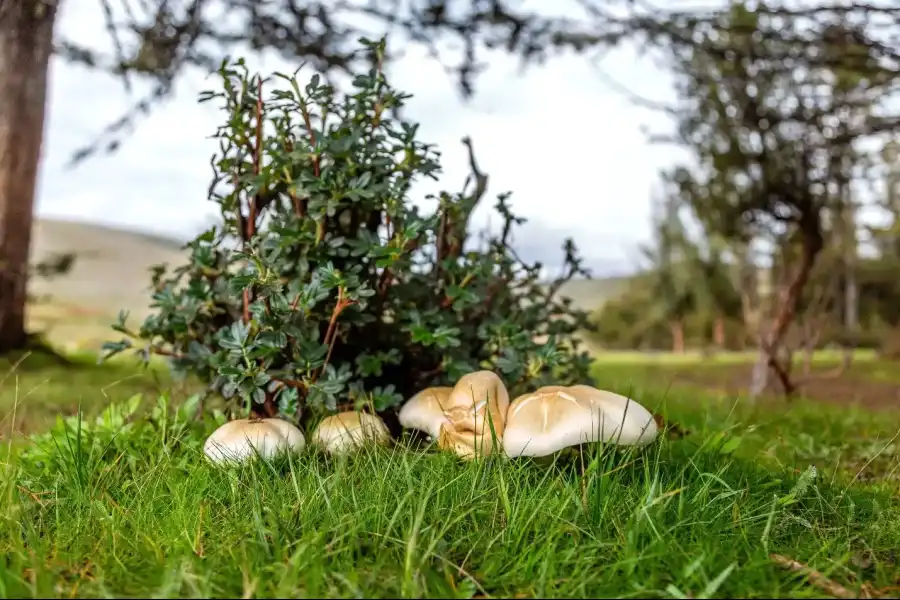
140, 80, 361, 419
234, 79, 267, 325
318, 287, 354, 381
760, 222, 824, 397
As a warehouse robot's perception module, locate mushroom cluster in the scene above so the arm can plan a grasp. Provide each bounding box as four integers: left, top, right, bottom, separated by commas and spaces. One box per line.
398, 372, 659, 460
203, 370, 659, 466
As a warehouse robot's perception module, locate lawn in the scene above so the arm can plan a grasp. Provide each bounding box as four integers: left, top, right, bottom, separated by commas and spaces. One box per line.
1, 352, 899, 598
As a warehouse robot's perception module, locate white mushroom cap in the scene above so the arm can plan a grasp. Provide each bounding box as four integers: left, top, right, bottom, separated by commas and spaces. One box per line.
503, 385, 658, 458
312, 411, 392, 455
436, 371, 510, 459
398, 386, 454, 438
263, 417, 308, 449
443, 370, 510, 437
203, 418, 306, 465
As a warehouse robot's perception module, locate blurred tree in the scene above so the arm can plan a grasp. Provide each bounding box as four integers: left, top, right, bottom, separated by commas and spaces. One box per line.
640, 190, 693, 353
592, 179, 743, 352
650, 2, 895, 398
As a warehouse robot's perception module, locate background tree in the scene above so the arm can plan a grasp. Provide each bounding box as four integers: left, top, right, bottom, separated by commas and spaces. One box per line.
641, 190, 693, 353
591, 179, 743, 353
642, 2, 896, 398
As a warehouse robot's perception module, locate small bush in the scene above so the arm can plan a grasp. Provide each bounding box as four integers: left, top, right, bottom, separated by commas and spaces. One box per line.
103, 38, 593, 430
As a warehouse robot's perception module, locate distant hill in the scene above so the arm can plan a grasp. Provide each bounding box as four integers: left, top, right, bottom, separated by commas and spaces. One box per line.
30, 218, 190, 319
550, 276, 631, 313
27, 218, 631, 348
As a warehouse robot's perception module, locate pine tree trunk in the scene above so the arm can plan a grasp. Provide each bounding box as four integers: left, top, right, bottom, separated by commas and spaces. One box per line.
0, 0, 58, 353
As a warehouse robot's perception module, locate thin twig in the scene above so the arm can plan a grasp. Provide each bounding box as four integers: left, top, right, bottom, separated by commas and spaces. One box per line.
770, 554, 856, 599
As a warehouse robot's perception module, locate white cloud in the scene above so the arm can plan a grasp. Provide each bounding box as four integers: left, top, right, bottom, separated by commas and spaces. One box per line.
36, 0, 684, 276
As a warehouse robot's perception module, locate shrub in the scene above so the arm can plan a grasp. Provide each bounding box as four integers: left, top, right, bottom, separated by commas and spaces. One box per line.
102, 38, 594, 431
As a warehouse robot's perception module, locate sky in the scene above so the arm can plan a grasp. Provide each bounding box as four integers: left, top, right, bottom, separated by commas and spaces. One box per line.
36, 1, 688, 277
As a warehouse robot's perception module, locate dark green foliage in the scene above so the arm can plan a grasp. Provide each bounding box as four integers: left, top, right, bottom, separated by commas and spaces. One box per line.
102, 38, 593, 426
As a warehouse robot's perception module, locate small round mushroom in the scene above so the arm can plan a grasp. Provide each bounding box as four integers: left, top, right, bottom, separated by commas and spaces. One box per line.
437, 370, 510, 459
398, 386, 454, 439
502, 385, 658, 458
203, 417, 306, 465
312, 411, 392, 455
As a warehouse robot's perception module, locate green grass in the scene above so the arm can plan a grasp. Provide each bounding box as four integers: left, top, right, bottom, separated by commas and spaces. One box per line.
1, 356, 899, 598
0, 351, 194, 439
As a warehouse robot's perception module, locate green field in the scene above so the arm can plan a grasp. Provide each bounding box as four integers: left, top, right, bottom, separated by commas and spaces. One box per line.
2, 350, 898, 598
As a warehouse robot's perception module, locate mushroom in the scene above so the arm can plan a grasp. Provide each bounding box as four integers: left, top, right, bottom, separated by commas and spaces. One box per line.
437, 420, 500, 460
502, 385, 658, 458
443, 370, 510, 434
397, 386, 454, 439
203, 417, 306, 465
312, 411, 392, 455
437, 370, 510, 459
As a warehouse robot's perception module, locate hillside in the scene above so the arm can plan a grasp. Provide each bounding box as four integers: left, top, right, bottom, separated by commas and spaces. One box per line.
27, 218, 628, 349
30, 218, 190, 317
550, 276, 630, 312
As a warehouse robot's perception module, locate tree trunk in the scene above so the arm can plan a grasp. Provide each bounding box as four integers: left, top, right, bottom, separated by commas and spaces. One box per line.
842, 242, 858, 366
0, 0, 58, 353
748, 226, 824, 399
735, 242, 759, 347
713, 315, 725, 348
670, 320, 685, 354
749, 349, 769, 397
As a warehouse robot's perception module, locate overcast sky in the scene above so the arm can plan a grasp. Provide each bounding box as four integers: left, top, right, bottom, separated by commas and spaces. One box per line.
36, 1, 690, 277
